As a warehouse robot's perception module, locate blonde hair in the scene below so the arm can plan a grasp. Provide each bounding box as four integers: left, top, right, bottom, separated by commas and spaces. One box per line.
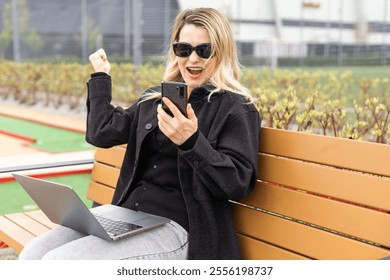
142, 7, 253, 103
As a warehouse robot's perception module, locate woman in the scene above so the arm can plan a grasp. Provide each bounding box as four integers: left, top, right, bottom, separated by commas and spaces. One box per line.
19, 7, 260, 260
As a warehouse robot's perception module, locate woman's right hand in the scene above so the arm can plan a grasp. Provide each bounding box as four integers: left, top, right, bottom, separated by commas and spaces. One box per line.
89, 48, 111, 74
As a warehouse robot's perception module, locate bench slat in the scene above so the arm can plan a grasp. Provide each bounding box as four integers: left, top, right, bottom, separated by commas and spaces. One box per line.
260, 128, 390, 177
240, 181, 390, 248
236, 233, 309, 260
24, 210, 58, 229
87, 181, 115, 205
4, 212, 50, 236
95, 146, 126, 168
0, 216, 35, 253
258, 153, 390, 211
233, 204, 390, 260
91, 162, 120, 188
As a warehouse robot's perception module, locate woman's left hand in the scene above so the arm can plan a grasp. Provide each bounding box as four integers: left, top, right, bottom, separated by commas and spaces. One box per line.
157, 97, 198, 146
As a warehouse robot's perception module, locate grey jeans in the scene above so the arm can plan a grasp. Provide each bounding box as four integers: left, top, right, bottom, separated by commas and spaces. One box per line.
18, 221, 188, 260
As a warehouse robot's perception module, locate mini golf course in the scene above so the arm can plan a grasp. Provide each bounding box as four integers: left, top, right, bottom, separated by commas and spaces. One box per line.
0, 115, 93, 153
0, 114, 95, 215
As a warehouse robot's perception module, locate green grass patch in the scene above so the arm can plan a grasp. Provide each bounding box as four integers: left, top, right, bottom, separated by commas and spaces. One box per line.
0, 115, 93, 153
0, 174, 93, 215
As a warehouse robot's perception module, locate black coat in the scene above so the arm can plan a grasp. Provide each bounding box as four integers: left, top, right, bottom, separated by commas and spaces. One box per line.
86, 75, 260, 259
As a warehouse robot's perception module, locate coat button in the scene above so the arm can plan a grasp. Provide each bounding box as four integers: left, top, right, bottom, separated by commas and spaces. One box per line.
145, 123, 153, 130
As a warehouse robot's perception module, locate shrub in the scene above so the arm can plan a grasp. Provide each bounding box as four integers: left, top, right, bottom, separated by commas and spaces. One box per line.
0, 60, 388, 144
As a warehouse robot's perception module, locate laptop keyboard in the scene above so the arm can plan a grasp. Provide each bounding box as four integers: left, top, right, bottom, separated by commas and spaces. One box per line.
93, 214, 143, 237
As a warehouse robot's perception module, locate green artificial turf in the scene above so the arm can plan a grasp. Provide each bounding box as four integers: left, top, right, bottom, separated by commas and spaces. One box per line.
0, 174, 93, 215
0, 115, 93, 153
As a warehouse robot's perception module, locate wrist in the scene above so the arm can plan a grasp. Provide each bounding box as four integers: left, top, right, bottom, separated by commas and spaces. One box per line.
178, 130, 199, 150
91, 72, 110, 78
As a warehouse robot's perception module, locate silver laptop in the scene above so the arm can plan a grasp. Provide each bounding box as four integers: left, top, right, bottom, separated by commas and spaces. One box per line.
13, 173, 170, 241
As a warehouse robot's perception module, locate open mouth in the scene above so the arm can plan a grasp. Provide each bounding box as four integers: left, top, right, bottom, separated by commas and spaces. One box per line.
187, 67, 203, 75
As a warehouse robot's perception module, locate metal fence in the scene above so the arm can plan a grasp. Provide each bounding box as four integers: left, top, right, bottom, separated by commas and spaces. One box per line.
0, 0, 178, 65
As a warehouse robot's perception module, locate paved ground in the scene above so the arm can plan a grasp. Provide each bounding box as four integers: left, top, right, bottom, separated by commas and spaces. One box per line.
0, 102, 90, 260
0, 247, 17, 260
0, 133, 37, 156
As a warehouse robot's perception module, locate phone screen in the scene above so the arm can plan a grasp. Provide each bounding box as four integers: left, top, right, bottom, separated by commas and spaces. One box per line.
161, 81, 188, 117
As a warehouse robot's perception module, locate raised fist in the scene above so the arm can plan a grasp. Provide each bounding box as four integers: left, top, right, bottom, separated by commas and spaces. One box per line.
89, 48, 111, 74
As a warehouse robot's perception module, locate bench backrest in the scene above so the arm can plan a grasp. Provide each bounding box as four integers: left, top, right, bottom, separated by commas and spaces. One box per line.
87, 127, 390, 260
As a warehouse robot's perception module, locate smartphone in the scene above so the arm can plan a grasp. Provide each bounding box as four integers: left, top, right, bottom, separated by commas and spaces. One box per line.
161, 81, 188, 118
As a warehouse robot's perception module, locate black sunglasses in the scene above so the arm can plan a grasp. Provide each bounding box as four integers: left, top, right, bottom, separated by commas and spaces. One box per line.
173, 42, 212, 59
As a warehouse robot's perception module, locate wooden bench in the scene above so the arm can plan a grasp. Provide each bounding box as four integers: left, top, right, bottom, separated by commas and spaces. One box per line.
1, 127, 390, 259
